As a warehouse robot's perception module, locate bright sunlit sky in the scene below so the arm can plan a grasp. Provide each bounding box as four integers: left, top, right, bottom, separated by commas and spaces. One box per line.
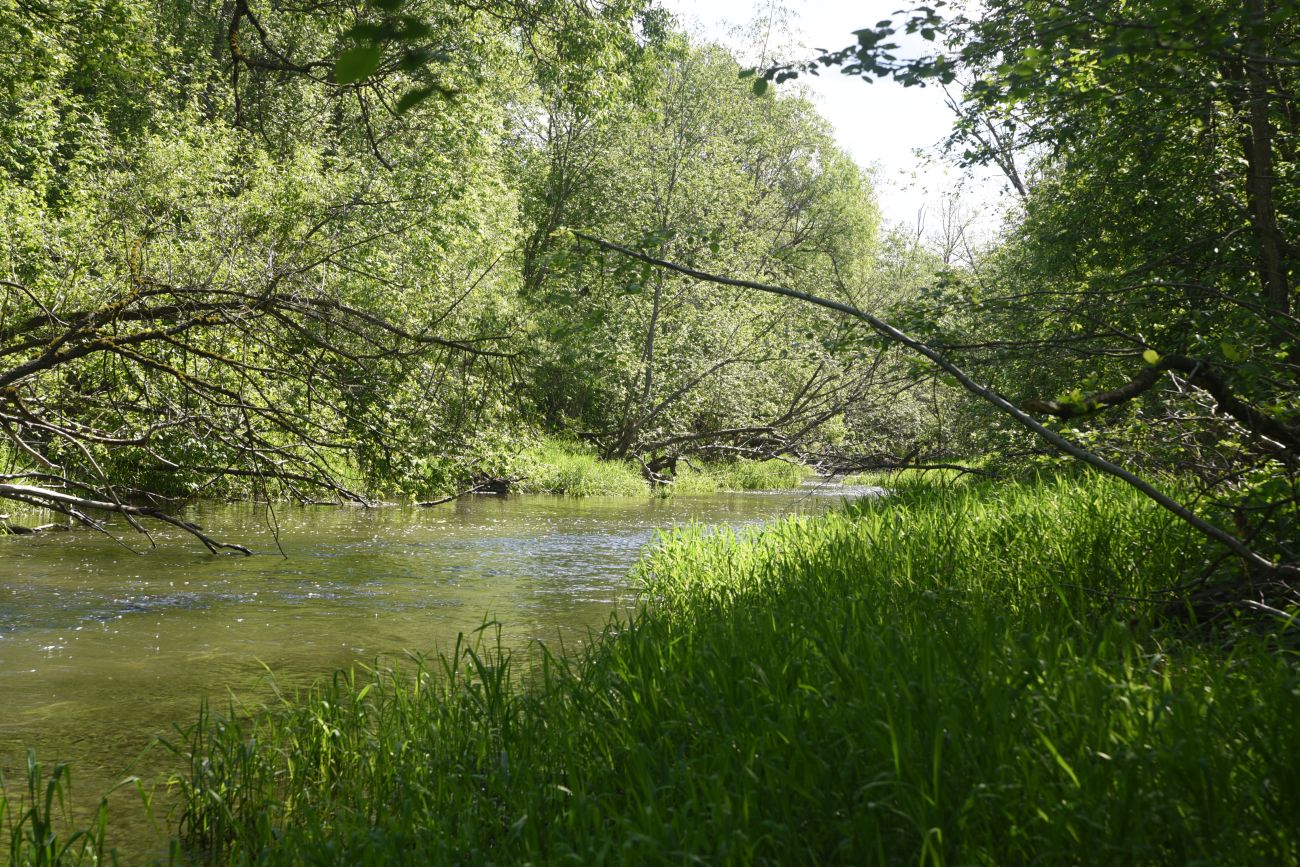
658, 0, 1008, 235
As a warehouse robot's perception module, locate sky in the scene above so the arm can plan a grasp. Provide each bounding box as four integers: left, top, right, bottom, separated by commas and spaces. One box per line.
657, 0, 1008, 235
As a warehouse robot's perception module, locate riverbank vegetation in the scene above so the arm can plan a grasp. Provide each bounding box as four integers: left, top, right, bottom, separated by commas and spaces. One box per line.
2, 0, 1299, 862
2, 0, 1295, 602
0, 0, 886, 543
161, 475, 1300, 863
507, 439, 808, 497
7, 474, 1296, 864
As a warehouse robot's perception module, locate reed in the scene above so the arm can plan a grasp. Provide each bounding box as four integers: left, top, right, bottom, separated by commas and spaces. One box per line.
1, 754, 111, 867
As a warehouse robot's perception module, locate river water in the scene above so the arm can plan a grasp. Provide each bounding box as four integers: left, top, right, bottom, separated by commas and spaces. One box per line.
0, 483, 874, 857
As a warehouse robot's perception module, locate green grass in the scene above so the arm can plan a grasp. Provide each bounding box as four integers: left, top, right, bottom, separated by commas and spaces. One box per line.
673, 458, 809, 493
513, 440, 649, 496
511, 439, 809, 497
0, 443, 52, 532
839, 457, 993, 489
0, 504, 50, 534
11, 474, 1300, 864
1, 754, 113, 867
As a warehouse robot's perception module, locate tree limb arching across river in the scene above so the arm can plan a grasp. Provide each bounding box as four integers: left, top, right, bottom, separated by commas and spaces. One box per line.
574, 231, 1299, 591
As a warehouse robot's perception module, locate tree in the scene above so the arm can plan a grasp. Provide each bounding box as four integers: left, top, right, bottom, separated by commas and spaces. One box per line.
515, 38, 887, 479
0, 0, 630, 549
631, 0, 1300, 604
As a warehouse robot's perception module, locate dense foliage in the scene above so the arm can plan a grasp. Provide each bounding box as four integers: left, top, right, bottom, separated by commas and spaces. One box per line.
0, 0, 531, 542
0, 0, 886, 546
940, 0, 1300, 560
3, 3, 1299, 862
744, 0, 1300, 593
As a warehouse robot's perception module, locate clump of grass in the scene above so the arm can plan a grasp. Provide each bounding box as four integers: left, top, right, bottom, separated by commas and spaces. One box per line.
158, 473, 1300, 865
1, 753, 112, 866
840, 463, 984, 489
509, 440, 807, 497
0, 503, 52, 535
662, 463, 722, 493
703, 457, 808, 491
672, 458, 808, 493
514, 440, 648, 496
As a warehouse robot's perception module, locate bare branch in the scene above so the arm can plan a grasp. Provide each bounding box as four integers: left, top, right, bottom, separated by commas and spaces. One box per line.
0, 484, 252, 555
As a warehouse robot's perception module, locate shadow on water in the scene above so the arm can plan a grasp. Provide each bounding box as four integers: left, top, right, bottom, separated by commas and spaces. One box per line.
0, 483, 881, 859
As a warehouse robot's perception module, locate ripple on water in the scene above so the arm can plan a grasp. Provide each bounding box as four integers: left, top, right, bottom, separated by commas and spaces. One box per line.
2, 488, 858, 855
80, 591, 233, 621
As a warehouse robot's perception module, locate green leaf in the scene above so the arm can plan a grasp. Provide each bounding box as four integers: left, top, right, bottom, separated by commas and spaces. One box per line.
1220, 341, 1246, 362
335, 46, 381, 84
344, 23, 385, 42
752, 77, 769, 95
396, 85, 436, 114
1036, 730, 1080, 788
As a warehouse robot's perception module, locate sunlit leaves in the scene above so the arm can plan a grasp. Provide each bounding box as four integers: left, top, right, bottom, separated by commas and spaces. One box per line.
1220, 341, 1248, 363
743, 5, 954, 90
519, 43, 880, 460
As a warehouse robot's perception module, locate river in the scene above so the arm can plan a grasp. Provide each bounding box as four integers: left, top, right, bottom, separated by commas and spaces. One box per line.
0, 483, 876, 859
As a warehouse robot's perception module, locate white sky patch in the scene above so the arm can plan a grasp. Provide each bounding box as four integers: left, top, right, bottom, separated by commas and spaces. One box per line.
657, 0, 1011, 238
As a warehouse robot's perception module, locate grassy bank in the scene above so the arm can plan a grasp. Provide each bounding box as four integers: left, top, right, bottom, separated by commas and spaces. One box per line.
511, 440, 648, 496
511, 439, 808, 497
0, 502, 51, 534
670, 457, 808, 493
8, 475, 1299, 864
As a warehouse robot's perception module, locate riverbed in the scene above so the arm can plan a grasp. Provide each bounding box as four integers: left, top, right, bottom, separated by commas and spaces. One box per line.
0, 483, 876, 857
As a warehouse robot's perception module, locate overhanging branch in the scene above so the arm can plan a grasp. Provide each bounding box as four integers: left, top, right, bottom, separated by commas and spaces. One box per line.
0, 484, 252, 555
574, 231, 1296, 582
1024, 353, 1300, 455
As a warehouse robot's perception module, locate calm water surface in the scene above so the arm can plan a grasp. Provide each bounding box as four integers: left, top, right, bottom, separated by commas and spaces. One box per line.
0, 484, 876, 856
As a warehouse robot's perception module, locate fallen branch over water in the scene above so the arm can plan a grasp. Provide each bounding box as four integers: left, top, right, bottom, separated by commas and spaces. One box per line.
416, 476, 521, 507
0, 483, 252, 555
0, 519, 69, 535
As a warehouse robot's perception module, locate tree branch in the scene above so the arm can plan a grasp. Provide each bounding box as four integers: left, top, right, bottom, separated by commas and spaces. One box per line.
0, 484, 252, 555
574, 231, 1297, 582
1023, 353, 1300, 455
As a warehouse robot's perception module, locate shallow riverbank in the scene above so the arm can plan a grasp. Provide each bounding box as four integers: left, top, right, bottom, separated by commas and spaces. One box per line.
10, 474, 1296, 864
0, 484, 862, 862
